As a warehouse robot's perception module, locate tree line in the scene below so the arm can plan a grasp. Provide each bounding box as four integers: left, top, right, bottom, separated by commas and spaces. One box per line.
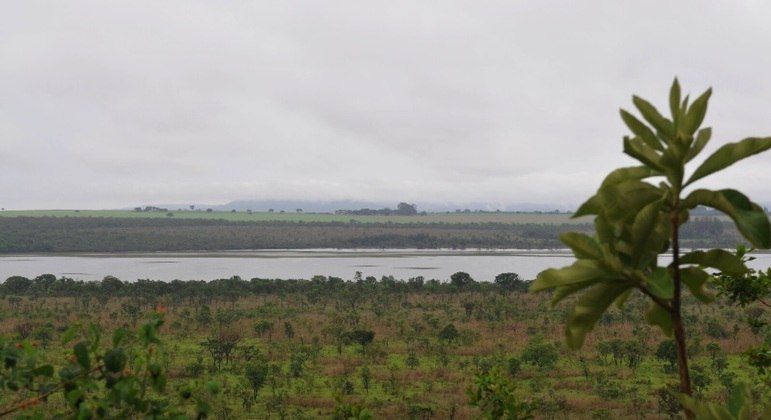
0, 216, 740, 253
1, 271, 530, 300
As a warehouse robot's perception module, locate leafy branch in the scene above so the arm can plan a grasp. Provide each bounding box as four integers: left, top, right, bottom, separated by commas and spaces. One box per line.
0, 313, 218, 419
530, 79, 771, 417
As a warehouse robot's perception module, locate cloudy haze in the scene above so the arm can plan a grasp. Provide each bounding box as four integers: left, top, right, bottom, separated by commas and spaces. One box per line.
3, 1, 771, 210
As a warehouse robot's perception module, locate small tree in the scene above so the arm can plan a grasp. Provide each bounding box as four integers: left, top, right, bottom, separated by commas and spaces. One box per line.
530, 80, 771, 414
656, 339, 678, 373
495, 272, 525, 293
521, 335, 559, 370
439, 323, 460, 343
396, 202, 417, 216
254, 320, 274, 340
345, 330, 375, 355
244, 360, 269, 401
468, 368, 536, 420
360, 366, 371, 394
283, 321, 294, 339
450, 272, 476, 289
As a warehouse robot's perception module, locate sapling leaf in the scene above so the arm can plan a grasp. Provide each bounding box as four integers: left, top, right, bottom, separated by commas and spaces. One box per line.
32, 364, 54, 377
679, 382, 751, 419
560, 232, 602, 260
73, 342, 90, 370
112, 327, 128, 348
683, 189, 771, 248
645, 267, 673, 300
726, 383, 750, 418
680, 94, 690, 120
600, 166, 656, 187
66, 389, 84, 409
680, 249, 748, 276
680, 267, 714, 303
623, 137, 664, 171
683, 127, 711, 163
681, 88, 711, 135
659, 143, 685, 188
61, 325, 78, 345
575, 166, 657, 219
645, 303, 673, 336
630, 199, 663, 266
88, 323, 101, 352
104, 349, 126, 374
599, 180, 662, 222
620, 110, 663, 151
669, 78, 681, 125
551, 283, 592, 306
574, 195, 599, 217
594, 215, 615, 246
565, 282, 632, 349
686, 137, 771, 186
633, 95, 673, 137
530, 260, 618, 293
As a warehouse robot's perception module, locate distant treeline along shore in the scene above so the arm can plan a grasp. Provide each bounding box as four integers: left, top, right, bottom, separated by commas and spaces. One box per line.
0, 211, 740, 253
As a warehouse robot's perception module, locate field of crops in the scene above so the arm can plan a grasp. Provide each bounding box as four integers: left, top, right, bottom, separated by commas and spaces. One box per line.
0, 209, 592, 225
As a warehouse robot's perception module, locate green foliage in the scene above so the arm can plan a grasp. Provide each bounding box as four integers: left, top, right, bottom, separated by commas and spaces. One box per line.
656, 339, 678, 373
714, 246, 771, 308
450, 272, 476, 289
244, 359, 269, 401
343, 330, 375, 351
405, 352, 420, 369
0, 315, 216, 418
438, 323, 459, 342
679, 383, 771, 419
333, 397, 373, 420
200, 334, 240, 371
468, 368, 536, 420
253, 320, 274, 338
529, 80, 771, 412
713, 248, 771, 377
507, 357, 521, 377
495, 272, 526, 292
531, 79, 771, 347
0, 275, 766, 417
521, 336, 559, 370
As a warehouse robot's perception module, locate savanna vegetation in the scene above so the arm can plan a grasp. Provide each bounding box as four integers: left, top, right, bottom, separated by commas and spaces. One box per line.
0, 271, 768, 418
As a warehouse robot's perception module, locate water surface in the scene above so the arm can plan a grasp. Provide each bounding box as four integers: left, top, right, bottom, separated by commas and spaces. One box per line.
2, 249, 769, 283
0, 249, 573, 282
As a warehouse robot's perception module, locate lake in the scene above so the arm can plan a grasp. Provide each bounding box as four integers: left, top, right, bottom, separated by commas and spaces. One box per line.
2, 249, 770, 283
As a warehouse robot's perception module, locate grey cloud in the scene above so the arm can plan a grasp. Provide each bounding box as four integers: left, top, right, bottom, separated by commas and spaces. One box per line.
2, 1, 771, 209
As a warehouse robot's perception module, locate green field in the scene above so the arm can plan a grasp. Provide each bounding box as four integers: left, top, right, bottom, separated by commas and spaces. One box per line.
0, 209, 593, 225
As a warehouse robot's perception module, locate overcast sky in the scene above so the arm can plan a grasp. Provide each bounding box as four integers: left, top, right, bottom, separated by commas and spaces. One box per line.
3, 1, 771, 210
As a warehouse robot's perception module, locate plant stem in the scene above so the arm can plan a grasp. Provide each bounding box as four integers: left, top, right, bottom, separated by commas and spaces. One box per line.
670, 206, 693, 418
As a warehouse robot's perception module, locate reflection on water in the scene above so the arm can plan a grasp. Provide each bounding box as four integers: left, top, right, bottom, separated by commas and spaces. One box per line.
1, 249, 769, 284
